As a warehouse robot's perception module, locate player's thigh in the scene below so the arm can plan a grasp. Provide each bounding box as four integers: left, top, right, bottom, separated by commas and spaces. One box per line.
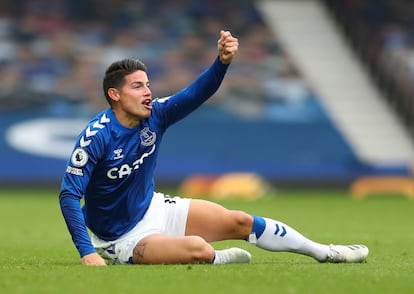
132, 233, 215, 264
185, 199, 253, 242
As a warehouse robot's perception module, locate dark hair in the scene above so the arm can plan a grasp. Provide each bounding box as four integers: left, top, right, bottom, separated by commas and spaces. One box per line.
102, 58, 147, 104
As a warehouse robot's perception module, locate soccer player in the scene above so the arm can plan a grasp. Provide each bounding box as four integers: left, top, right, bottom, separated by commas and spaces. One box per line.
59, 30, 369, 266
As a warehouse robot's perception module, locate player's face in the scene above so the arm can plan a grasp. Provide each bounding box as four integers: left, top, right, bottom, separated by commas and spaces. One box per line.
116, 70, 152, 124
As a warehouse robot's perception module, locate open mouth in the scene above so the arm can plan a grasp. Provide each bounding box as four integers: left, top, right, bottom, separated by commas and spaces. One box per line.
143, 98, 152, 109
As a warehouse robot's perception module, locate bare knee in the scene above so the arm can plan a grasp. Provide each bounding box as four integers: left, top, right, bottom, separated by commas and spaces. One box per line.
229, 211, 254, 238
234, 210, 254, 227
186, 235, 215, 263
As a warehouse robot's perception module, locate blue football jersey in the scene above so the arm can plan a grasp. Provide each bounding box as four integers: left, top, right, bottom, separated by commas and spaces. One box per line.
59, 58, 229, 257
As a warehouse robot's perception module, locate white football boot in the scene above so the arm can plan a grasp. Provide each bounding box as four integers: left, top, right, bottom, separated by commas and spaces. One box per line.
323, 244, 369, 263
213, 247, 252, 264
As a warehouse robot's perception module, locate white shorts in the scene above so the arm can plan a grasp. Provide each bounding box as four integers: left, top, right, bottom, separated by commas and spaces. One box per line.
91, 192, 191, 265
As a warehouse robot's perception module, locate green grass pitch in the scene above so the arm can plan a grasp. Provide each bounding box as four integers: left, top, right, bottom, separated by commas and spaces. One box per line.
0, 187, 413, 294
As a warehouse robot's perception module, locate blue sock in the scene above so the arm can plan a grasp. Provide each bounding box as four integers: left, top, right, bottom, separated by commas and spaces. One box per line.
251, 215, 266, 239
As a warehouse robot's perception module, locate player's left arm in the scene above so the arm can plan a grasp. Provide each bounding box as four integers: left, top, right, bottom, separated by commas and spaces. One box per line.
155, 30, 239, 128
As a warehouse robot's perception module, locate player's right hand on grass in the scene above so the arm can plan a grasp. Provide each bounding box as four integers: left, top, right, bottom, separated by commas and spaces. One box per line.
81, 252, 107, 266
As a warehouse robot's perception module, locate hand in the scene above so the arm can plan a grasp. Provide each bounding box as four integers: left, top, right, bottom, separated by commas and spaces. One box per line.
217, 30, 239, 64
81, 252, 107, 266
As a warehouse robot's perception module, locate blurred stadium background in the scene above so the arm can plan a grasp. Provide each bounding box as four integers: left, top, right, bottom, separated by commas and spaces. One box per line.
0, 0, 413, 190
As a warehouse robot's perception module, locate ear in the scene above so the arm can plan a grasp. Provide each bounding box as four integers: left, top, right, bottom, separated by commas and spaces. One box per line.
107, 88, 120, 102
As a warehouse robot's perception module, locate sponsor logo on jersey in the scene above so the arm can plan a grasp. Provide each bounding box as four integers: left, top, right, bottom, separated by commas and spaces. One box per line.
140, 127, 156, 146
71, 147, 88, 167
107, 145, 156, 179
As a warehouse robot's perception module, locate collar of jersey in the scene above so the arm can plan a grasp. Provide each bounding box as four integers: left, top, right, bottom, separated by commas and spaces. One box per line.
108, 108, 144, 132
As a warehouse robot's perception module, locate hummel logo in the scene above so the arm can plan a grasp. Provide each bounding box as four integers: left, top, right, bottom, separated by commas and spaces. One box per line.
80, 113, 110, 148
113, 149, 124, 160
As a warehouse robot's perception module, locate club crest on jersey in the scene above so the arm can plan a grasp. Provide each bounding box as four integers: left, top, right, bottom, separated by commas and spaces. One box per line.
71, 147, 88, 167
140, 127, 156, 146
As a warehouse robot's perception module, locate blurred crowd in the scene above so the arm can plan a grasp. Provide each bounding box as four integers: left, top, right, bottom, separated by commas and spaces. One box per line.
326, 0, 414, 130
0, 0, 318, 120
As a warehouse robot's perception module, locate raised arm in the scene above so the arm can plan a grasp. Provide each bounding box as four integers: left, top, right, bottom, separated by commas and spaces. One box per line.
154, 31, 239, 128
